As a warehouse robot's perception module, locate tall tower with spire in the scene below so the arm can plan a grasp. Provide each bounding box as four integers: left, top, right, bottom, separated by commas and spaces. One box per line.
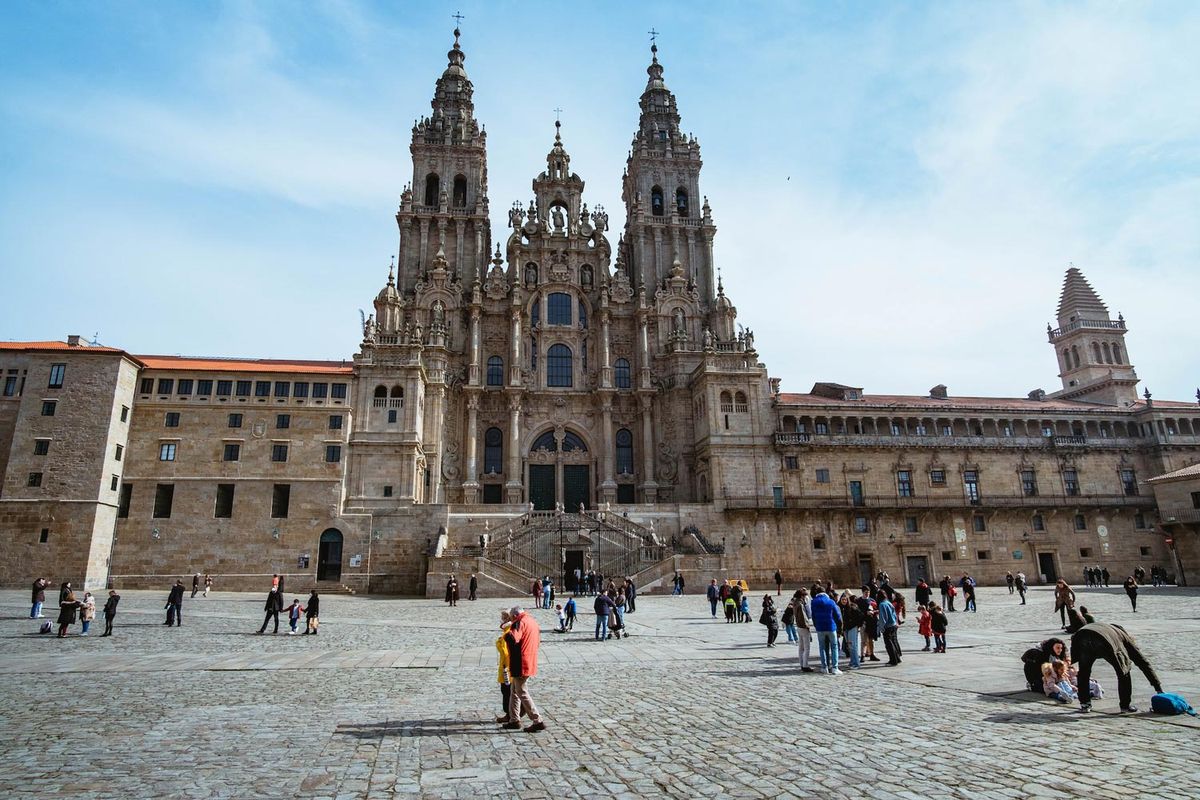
1047, 266, 1139, 406
395, 27, 491, 293
620, 42, 717, 305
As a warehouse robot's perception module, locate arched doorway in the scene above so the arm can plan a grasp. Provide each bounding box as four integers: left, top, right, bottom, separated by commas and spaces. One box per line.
527, 429, 591, 511
317, 528, 343, 581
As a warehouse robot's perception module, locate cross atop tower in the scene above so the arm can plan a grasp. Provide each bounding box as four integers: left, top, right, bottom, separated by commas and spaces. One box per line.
452, 11, 465, 27
553, 107, 563, 123
648, 28, 659, 43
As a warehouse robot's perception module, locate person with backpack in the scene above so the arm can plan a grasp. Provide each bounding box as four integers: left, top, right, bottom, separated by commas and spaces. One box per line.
760, 595, 779, 647
930, 604, 948, 653
1015, 572, 1028, 605
1071, 622, 1162, 713
781, 599, 797, 643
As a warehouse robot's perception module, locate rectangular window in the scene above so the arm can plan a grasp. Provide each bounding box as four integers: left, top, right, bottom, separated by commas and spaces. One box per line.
1001, 425, 1013, 437
4, 375, 19, 396
977, 550, 991, 560
941, 550, 955, 561
159, 442, 177, 461
120, 405, 129, 422
1079, 547, 1092, 558
117, 484, 132, 518
223, 443, 240, 462
41, 400, 56, 416
274, 381, 290, 398
216, 380, 233, 396
39, 528, 50, 544
815, 468, 830, 484
325, 444, 341, 463
110, 474, 119, 491
276, 413, 290, 429
964, 470, 980, 503
48, 363, 65, 388
177, 379, 193, 395
215, 483, 234, 518
1139, 546, 1152, 557
255, 381, 271, 397
293, 382, 309, 398
383, 485, 394, 497
165, 412, 180, 428
904, 516, 919, 533
1021, 469, 1038, 497
387, 409, 398, 424
153, 483, 174, 518
1120, 469, 1138, 496
27, 472, 43, 487
814, 422, 829, 435
235, 380, 251, 397
930, 469, 946, 486
34, 439, 50, 455
897, 470, 913, 497
772, 486, 784, 508
1134, 513, 1146, 529
328, 414, 343, 430
890, 423, 902, 436
140, 377, 154, 394
228, 413, 243, 428
271, 484, 290, 518
1062, 469, 1079, 497
784, 456, 799, 470
196, 379, 213, 396
812, 537, 825, 551
1074, 513, 1087, 531
115, 444, 123, 461
853, 516, 869, 533
311, 382, 328, 398
941, 425, 952, 436
914, 424, 927, 435
972, 514, 986, 532
1032, 513, 1045, 532
157, 378, 174, 394
271, 443, 288, 462
331, 383, 347, 399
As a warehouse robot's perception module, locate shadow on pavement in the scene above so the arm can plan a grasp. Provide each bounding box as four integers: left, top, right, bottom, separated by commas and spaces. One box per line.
336, 718, 498, 738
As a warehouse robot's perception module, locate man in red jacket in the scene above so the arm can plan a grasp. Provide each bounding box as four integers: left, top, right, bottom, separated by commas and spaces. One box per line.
502, 606, 547, 733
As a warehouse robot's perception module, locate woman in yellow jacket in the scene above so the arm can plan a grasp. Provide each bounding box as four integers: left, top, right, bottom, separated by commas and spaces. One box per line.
495, 609, 522, 724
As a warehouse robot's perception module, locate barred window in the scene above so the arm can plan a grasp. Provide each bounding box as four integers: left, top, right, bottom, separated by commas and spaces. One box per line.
547, 344, 572, 387
616, 428, 634, 474
487, 356, 504, 386
614, 358, 631, 389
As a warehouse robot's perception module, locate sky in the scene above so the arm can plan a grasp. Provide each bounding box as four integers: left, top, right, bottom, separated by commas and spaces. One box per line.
1, 1, 1197, 401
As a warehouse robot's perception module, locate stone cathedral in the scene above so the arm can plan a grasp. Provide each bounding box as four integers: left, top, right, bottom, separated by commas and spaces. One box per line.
2, 30, 1198, 595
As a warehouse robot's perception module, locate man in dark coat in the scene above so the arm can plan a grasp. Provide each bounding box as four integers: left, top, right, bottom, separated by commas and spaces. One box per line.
1072, 622, 1163, 713
303, 590, 319, 634
101, 590, 120, 636
30, 577, 49, 619
258, 587, 283, 634
165, 580, 184, 626
469, 574, 478, 601
774, 569, 783, 596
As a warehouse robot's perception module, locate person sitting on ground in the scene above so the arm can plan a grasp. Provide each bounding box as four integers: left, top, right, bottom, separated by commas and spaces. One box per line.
1022, 637, 1068, 693
1042, 662, 1075, 703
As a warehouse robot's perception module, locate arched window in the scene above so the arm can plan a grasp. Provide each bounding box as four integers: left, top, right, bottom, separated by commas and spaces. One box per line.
616, 428, 634, 474
531, 431, 557, 451
676, 188, 689, 217
483, 427, 503, 474
547, 293, 572, 325
452, 174, 467, 208
1092, 342, 1102, 363
1102, 342, 1113, 364
374, 385, 387, 398
1062, 349, 1071, 369
614, 358, 631, 389
390, 385, 404, 398
486, 356, 503, 386
1071, 345, 1080, 367
734, 391, 748, 412
651, 185, 664, 217
562, 431, 587, 451
547, 344, 573, 387
720, 391, 733, 412
424, 173, 440, 207
1112, 345, 1122, 364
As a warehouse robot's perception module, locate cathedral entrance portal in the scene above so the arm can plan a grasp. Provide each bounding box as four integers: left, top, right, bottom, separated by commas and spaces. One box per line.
527, 429, 592, 511
530, 465, 555, 511
564, 465, 590, 511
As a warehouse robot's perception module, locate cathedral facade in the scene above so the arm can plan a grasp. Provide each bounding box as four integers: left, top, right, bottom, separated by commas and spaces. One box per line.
2, 32, 1198, 594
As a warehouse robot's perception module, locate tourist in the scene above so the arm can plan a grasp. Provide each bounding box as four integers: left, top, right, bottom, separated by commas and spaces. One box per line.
502, 605, 546, 733
962, 578, 977, 613
594, 590, 614, 640
1078, 605, 1096, 625
1015, 572, 1028, 605
1073, 622, 1163, 713
1021, 637, 1068, 692
1041, 662, 1075, 703
1100, 567, 1110, 587
1133, 565, 1146, 584
532, 578, 543, 609
792, 589, 814, 672
56, 591, 80, 638
101, 590, 120, 636
608, 602, 625, 639
860, 588, 880, 662
165, 579, 184, 626
914, 577, 931, 608
1006, 572, 1015, 594
79, 591, 96, 636
626, 578, 637, 613
838, 592, 863, 669
286, 598, 304, 634
614, 588, 628, 633
203, 573, 213, 597
1054, 579, 1077, 628
304, 590, 320, 634
542, 576, 552, 609
1123, 576, 1138, 612
723, 593, 737, 623
781, 598, 797, 643
30, 577, 49, 619
774, 568, 783, 596
445, 574, 459, 606
739, 593, 751, 624
892, 591, 907, 622
730, 579, 744, 612
878, 592, 902, 666
495, 609, 516, 723
918, 603, 933, 651
811, 585, 842, 675
258, 586, 283, 634
277, 573, 286, 596
553, 604, 567, 633
563, 596, 576, 631
939, 575, 955, 612
930, 604, 948, 653
59, 581, 72, 604
707, 579, 720, 618
469, 574, 478, 601
761, 595, 779, 647
191, 573, 201, 598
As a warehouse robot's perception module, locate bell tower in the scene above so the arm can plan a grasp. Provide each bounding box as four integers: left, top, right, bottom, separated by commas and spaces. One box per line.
620, 42, 717, 305
395, 27, 491, 293
1047, 265, 1139, 406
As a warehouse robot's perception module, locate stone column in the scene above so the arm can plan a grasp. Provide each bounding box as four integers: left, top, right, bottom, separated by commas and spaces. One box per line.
639, 394, 659, 503
468, 307, 481, 385
505, 395, 523, 503
600, 310, 612, 388
463, 393, 480, 503
510, 307, 523, 386
600, 396, 616, 503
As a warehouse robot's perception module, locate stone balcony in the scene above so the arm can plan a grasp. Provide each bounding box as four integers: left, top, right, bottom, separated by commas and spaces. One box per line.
724, 492, 1156, 512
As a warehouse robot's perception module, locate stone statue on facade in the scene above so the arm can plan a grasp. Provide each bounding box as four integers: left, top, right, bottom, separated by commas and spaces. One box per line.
551, 205, 565, 232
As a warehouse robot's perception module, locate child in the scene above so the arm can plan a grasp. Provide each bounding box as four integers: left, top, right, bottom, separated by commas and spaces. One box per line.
739, 595, 751, 623
917, 603, 933, 651
781, 601, 798, 643
563, 597, 577, 631
724, 595, 737, 623
80, 592, 96, 636
930, 604, 948, 653
554, 604, 567, 633
1042, 662, 1075, 703
287, 598, 304, 634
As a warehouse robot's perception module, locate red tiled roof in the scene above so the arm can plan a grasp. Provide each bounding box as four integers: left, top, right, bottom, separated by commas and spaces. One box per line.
0, 340, 126, 354
136, 354, 353, 375
1147, 462, 1200, 483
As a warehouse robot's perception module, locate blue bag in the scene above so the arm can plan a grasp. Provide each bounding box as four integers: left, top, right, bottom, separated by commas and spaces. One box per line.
1150, 693, 1197, 716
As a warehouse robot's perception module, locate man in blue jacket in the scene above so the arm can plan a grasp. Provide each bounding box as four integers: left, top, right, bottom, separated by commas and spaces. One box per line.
594, 592, 615, 641
877, 593, 902, 665
810, 585, 843, 675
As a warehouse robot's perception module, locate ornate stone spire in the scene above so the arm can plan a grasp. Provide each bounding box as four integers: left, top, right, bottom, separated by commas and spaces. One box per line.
1056, 265, 1109, 324
635, 42, 684, 146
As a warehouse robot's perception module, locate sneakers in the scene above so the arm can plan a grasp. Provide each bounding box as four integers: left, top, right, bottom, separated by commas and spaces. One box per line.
523, 721, 547, 733
830, 668, 843, 676
1078, 704, 1092, 713
287, 630, 296, 635
1120, 706, 1139, 713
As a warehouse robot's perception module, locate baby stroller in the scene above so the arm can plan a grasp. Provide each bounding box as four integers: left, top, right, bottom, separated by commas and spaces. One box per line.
608, 610, 625, 640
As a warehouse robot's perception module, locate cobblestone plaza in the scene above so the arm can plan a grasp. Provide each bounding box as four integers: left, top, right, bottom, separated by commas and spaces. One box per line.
1, 584, 1197, 799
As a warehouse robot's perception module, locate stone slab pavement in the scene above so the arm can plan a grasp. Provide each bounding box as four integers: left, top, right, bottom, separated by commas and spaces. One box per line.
0, 584, 1197, 798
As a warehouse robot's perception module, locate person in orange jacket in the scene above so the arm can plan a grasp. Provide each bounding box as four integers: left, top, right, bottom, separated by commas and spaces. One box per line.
501, 606, 547, 733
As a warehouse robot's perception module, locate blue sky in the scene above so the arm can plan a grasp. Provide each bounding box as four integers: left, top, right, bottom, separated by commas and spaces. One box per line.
1, 1, 1197, 401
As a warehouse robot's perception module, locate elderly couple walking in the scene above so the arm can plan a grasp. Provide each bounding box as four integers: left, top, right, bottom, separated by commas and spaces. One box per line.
495, 606, 547, 733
